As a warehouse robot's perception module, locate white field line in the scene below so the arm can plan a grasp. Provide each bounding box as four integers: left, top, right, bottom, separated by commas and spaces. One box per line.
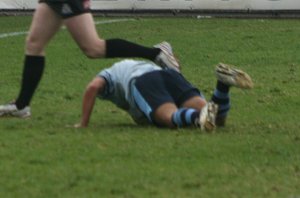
0, 18, 135, 39
94, 18, 135, 25
0, 31, 28, 39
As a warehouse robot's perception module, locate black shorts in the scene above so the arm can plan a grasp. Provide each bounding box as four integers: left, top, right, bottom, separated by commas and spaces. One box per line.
132, 69, 202, 122
39, 0, 91, 19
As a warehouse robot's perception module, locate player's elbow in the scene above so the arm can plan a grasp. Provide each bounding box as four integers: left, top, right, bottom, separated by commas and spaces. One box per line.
83, 78, 106, 101
86, 83, 100, 93
86, 78, 105, 94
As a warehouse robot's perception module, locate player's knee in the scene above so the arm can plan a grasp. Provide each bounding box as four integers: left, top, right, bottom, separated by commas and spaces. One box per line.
82, 47, 106, 58
25, 36, 44, 55
82, 48, 101, 58
153, 103, 178, 129
81, 40, 105, 58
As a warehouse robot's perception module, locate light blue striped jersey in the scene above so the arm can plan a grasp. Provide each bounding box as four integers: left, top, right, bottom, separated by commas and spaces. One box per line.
97, 59, 161, 124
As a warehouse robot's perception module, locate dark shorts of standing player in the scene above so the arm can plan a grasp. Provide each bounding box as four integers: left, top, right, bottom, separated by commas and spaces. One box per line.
38, 0, 91, 18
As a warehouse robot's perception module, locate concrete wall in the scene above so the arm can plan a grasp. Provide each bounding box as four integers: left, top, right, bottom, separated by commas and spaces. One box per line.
0, 0, 299, 10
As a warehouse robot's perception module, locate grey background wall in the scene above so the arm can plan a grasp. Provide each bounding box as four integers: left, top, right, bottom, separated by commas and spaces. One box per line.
0, 0, 299, 10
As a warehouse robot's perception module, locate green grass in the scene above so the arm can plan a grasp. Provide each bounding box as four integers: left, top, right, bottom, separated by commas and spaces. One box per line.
0, 16, 299, 197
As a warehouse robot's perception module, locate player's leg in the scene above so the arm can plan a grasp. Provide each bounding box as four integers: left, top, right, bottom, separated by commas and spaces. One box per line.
132, 70, 217, 131
212, 63, 253, 126
64, 13, 158, 60
164, 69, 218, 131
132, 89, 201, 129
178, 94, 218, 132
180, 95, 206, 111
25, 3, 62, 56
64, 12, 180, 71
152, 100, 217, 131
152, 103, 178, 128
132, 71, 191, 128
0, 3, 62, 117
16, 3, 62, 109
211, 80, 231, 127
63, 13, 106, 58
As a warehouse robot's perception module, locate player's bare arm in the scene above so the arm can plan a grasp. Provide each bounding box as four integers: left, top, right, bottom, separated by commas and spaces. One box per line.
75, 77, 106, 128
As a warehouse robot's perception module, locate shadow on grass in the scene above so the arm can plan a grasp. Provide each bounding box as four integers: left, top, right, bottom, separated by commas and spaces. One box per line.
91, 122, 170, 132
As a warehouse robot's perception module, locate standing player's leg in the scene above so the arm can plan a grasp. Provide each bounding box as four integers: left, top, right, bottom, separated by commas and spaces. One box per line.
63, 13, 105, 58
0, 3, 62, 117
212, 63, 253, 127
64, 13, 180, 71
25, 3, 62, 56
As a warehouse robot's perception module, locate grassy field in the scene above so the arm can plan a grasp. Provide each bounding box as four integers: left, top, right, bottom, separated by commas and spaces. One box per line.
0, 16, 299, 197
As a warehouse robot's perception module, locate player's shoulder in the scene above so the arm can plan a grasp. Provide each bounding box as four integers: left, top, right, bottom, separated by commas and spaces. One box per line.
114, 59, 147, 66
101, 59, 161, 77
111, 59, 158, 69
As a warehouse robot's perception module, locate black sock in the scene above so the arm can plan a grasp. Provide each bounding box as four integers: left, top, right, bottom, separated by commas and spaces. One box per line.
211, 81, 230, 118
105, 39, 161, 61
216, 80, 229, 93
15, 55, 45, 109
